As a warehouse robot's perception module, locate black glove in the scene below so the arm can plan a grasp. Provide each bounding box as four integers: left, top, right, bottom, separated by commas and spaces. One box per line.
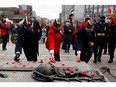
14, 53, 20, 62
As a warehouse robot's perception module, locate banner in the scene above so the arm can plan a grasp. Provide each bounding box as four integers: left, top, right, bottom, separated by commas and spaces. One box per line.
108, 7, 113, 14
19, 5, 32, 16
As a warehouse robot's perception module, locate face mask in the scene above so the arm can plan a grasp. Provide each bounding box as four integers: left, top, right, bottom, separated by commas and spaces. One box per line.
101, 20, 105, 23
72, 18, 74, 23
65, 22, 70, 26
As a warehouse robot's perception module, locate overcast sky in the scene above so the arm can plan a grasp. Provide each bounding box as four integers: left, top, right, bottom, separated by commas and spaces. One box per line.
0, 0, 114, 20
0, 0, 62, 20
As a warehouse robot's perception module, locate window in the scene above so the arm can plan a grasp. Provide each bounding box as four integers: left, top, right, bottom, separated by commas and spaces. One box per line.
94, 8, 97, 13
86, 5, 89, 9
90, 5, 93, 9
94, 5, 97, 8
104, 7, 108, 12
99, 7, 102, 13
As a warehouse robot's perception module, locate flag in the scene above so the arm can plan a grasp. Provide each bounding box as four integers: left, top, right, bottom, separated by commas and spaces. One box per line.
108, 7, 113, 14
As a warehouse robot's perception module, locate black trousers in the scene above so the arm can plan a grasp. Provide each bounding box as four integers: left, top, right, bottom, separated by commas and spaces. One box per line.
72, 39, 76, 50
61, 41, 66, 50
80, 46, 93, 63
54, 52, 60, 61
7, 33, 9, 42
94, 39, 105, 60
104, 37, 110, 54
23, 45, 38, 61
63, 39, 72, 52
109, 39, 116, 61
2, 35, 8, 49
43, 38, 45, 43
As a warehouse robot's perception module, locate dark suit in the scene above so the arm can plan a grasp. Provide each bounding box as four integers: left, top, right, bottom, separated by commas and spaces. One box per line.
15, 20, 41, 61
109, 22, 116, 62
75, 28, 96, 63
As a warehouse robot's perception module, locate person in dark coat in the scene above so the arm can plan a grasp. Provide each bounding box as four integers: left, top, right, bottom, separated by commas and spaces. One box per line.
93, 15, 109, 63
14, 16, 41, 62
108, 18, 116, 63
63, 20, 74, 53
69, 14, 74, 26
103, 19, 111, 55
75, 20, 96, 63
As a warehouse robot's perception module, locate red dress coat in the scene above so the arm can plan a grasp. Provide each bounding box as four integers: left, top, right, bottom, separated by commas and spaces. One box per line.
46, 25, 63, 54
0, 22, 8, 36
80, 21, 86, 29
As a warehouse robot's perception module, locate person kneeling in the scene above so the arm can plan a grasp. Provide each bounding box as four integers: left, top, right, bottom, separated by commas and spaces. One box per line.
75, 20, 96, 63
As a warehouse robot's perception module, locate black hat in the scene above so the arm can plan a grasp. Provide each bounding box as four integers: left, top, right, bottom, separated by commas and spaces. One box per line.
85, 17, 91, 21
86, 20, 94, 29
23, 16, 32, 28
53, 19, 61, 27
100, 15, 105, 19
69, 13, 74, 17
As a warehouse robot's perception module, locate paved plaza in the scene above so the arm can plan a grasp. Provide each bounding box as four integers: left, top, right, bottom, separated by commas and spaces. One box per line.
0, 42, 116, 82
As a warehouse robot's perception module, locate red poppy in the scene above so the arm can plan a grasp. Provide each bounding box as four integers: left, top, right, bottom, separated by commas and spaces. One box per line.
91, 74, 96, 77
77, 59, 81, 63
12, 62, 15, 64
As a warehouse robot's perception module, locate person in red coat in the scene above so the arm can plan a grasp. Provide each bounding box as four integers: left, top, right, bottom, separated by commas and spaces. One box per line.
46, 19, 63, 61
0, 18, 8, 51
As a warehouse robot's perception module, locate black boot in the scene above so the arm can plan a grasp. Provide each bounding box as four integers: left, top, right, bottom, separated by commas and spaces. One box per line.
108, 59, 113, 63
14, 53, 20, 62
93, 58, 97, 63
98, 59, 101, 62
2, 48, 7, 51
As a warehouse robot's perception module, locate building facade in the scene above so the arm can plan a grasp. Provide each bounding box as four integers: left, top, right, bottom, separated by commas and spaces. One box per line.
74, 5, 85, 22
85, 5, 116, 19
0, 5, 37, 23
61, 5, 74, 23
0, 7, 25, 23
61, 5, 116, 23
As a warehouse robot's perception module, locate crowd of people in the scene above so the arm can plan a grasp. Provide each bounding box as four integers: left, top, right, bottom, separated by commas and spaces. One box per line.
0, 14, 116, 64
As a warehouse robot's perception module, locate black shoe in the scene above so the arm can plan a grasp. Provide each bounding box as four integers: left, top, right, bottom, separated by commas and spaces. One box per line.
98, 59, 101, 62
64, 51, 69, 53
14, 53, 20, 62
2, 48, 7, 51
108, 60, 113, 63
93, 59, 97, 63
